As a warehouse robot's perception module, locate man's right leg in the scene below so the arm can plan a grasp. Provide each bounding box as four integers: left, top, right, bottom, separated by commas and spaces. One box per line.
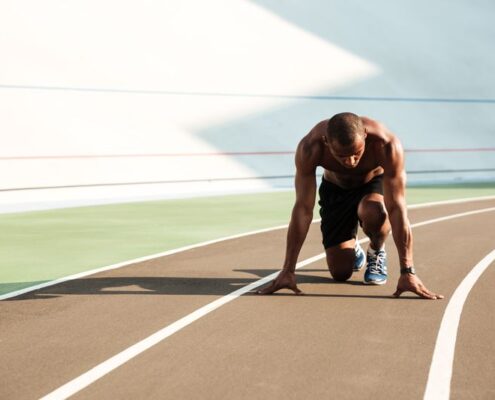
325, 239, 356, 282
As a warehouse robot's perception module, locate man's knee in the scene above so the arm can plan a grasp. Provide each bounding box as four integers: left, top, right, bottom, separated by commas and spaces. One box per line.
326, 244, 354, 282
330, 267, 353, 282
358, 197, 389, 230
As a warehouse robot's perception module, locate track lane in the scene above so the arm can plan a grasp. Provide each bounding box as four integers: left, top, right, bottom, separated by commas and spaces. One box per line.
1, 199, 494, 399
67, 209, 495, 400
448, 254, 495, 400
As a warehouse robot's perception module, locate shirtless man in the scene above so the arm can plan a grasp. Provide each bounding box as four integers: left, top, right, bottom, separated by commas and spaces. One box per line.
258, 112, 443, 299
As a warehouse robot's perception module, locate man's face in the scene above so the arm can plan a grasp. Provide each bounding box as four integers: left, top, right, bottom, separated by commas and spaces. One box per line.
326, 136, 366, 169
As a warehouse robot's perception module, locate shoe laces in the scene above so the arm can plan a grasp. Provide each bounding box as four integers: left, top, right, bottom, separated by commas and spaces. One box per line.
367, 250, 387, 275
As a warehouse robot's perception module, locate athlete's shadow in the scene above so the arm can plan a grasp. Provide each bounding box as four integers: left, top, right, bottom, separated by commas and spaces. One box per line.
237, 268, 367, 286
5, 268, 409, 301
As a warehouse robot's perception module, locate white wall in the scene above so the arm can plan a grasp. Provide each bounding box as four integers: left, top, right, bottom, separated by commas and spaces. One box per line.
1, 0, 494, 211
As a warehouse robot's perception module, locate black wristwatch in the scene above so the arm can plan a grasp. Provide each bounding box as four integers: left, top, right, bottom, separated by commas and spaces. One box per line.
400, 266, 416, 275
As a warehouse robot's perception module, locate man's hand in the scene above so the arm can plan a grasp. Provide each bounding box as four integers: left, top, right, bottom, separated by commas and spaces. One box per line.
393, 274, 444, 299
256, 270, 304, 295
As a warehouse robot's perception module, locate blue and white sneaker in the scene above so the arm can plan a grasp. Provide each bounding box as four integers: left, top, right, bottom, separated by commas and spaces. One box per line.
353, 241, 366, 272
364, 249, 388, 285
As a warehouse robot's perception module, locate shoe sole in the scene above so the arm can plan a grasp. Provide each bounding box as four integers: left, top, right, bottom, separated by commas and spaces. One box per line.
363, 279, 387, 285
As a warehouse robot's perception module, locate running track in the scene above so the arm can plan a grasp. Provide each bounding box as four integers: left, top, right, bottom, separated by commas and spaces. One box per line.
1, 198, 494, 399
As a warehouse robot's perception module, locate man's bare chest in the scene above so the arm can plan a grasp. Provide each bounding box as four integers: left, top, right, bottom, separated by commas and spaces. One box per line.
319, 148, 380, 174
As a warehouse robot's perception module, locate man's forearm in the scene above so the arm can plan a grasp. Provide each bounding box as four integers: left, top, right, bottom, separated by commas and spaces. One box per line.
388, 207, 414, 267
282, 204, 314, 272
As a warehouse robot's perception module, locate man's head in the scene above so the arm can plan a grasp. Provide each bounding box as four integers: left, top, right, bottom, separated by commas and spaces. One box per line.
323, 112, 367, 169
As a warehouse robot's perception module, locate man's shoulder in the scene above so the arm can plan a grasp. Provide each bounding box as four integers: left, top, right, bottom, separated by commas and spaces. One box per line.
368, 132, 401, 154
374, 133, 404, 176
360, 117, 404, 171
295, 122, 327, 171
361, 117, 402, 153
300, 119, 328, 147
381, 133, 403, 157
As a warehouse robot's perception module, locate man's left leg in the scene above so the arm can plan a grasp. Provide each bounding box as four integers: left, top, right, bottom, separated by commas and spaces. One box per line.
357, 193, 391, 284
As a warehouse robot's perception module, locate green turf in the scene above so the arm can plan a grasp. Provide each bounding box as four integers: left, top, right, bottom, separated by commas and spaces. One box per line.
1, 183, 495, 296
406, 182, 495, 204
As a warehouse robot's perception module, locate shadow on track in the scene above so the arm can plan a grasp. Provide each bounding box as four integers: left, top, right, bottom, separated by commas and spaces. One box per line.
4, 268, 420, 301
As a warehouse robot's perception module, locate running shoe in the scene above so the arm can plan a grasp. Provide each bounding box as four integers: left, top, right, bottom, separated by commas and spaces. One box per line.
364, 249, 388, 285
353, 241, 366, 272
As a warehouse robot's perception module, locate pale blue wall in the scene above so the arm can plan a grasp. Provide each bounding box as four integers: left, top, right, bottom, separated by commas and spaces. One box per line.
198, 0, 495, 185
1, 0, 494, 211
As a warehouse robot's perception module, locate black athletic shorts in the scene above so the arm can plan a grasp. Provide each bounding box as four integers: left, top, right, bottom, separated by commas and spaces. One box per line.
318, 174, 384, 249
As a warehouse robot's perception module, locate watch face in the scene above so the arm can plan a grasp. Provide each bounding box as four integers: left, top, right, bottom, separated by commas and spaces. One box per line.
401, 267, 416, 275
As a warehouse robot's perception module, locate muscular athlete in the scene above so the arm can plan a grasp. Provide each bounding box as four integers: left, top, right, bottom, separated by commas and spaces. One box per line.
258, 112, 443, 299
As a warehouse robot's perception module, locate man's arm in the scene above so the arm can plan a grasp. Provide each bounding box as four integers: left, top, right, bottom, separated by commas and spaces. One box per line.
382, 135, 443, 300
282, 165, 317, 272
257, 140, 317, 295
382, 138, 413, 267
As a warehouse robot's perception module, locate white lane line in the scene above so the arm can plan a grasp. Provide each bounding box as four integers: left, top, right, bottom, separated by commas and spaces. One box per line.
407, 194, 495, 210
40, 206, 495, 400
2, 195, 495, 301
412, 207, 495, 228
39, 252, 325, 400
423, 249, 495, 400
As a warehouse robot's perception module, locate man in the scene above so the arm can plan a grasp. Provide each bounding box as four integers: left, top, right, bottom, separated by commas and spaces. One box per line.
258, 112, 443, 299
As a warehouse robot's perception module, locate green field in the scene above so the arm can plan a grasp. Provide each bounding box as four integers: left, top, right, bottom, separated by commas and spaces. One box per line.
1, 183, 495, 296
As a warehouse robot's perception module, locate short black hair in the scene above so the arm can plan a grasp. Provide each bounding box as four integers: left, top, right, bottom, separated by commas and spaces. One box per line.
326, 112, 365, 146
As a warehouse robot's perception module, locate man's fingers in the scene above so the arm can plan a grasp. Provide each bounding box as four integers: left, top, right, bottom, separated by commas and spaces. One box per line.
419, 289, 444, 300
256, 280, 291, 295
409, 284, 444, 300
394, 276, 445, 300
256, 280, 304, 296
394, 285, 444, 299
257, 285, 304, 295
257, 287, 278, 295
418, 290, 437, 300
291, 285, 305, 296
256, 282, 279, 295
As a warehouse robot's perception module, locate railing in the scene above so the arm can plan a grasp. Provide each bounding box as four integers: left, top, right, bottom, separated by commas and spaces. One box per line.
1, 147, 495, 160
1, 147, 494, 192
